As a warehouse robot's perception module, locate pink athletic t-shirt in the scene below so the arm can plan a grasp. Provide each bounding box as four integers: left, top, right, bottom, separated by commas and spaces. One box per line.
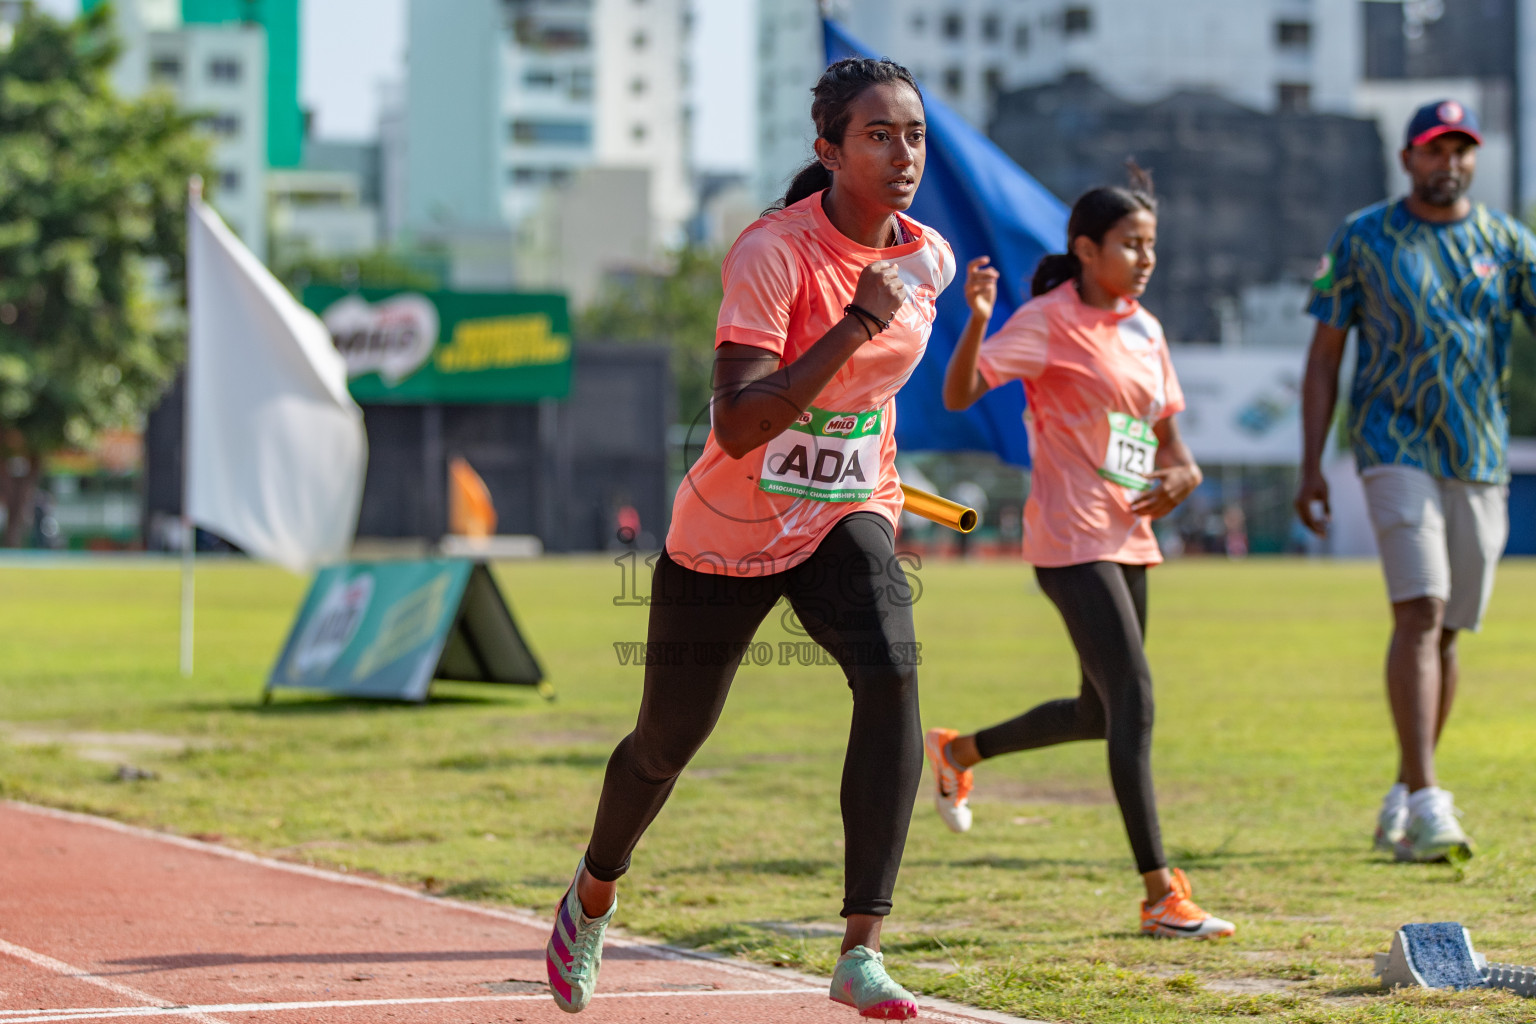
666, 191, 955, 576
976, 282, 1185, 568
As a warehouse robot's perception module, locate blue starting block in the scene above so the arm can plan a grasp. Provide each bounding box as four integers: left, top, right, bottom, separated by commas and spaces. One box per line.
1375, 923, 1536, 996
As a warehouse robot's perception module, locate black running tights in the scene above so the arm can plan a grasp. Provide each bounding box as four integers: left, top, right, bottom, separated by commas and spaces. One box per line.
973, 561, 1165, 874
583, 513, 923, 918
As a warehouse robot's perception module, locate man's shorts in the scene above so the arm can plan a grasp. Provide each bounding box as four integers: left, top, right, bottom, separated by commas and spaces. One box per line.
1360, 464, 1508, 631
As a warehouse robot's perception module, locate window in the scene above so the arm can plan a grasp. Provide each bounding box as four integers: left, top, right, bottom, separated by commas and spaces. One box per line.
632, 29, 647, 49
630, 76, 647, 95
510, 119, 592, 145
509, 167, 574, 186
218, 169, 241, 193
982, 13, 1000, 42
942, 13, 963, 39
1014, 23, 1029, 52
1276, 20, 1312, 48
631, 123, 647, 142
524, 69, 558, 89
1063, 6, 1092, 35
149, 55, 181, 82
570, 68, 593, 99
207, 56, 241, 82
1277, 81, 1311, 112
943, 66, 963, 97
205, 112, 240, 136
984, 66, 1003, 97
513, 19, 591, 50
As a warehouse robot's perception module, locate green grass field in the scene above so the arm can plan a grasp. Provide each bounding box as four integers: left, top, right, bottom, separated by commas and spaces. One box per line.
2, 555, 1534, 1023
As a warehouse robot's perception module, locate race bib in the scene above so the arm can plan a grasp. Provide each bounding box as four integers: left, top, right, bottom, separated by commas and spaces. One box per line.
1098, 412, 1158, 491
759, 406, 884, 502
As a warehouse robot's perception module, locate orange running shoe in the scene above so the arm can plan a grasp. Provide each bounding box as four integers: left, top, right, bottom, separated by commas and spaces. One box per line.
923, 727, 973, 833
1140, 868, 1235, 939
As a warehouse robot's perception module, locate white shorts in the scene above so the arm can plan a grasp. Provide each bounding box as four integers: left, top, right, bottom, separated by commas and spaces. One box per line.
1360, 464, 1508, 632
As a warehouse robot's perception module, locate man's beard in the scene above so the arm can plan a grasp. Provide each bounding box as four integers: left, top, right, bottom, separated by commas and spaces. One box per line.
1416, 174, 1468, 207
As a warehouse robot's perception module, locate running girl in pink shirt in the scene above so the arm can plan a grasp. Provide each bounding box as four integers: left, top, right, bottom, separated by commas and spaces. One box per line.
546, 57, 953, 1020
926, 171, 1237, 940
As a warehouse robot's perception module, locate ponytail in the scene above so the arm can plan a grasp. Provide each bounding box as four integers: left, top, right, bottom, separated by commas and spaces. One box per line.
1031, 254, 1081, 297
778, 162, 834, 211
765, 56, 921, 213
1030, 160, 1157, 297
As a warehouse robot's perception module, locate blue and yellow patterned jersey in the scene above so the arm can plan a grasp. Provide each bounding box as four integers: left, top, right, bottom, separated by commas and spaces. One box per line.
1308, 199, 1536, 483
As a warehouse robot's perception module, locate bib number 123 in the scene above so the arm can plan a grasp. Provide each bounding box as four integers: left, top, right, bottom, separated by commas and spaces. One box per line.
1098, 412, 1158, 491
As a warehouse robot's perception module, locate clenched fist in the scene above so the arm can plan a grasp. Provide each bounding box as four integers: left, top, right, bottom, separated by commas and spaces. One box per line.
850, 260, 908, 326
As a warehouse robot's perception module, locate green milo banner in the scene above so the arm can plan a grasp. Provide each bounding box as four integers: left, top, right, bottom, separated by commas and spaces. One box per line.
266, 558, 548, 703
302, 286, 572, 403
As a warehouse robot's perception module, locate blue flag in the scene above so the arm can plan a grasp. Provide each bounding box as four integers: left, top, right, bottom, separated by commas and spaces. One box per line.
823, 19, 1068, 467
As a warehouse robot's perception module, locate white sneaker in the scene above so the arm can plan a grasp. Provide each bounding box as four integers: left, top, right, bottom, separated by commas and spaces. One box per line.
923, 727, 973, 833
1374, 782, 1408, 853
1395, 787, 1473, 863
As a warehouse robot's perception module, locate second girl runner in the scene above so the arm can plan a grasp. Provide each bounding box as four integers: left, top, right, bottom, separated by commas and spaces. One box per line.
928, 170, 1236, 940
545, 57, 954, 1019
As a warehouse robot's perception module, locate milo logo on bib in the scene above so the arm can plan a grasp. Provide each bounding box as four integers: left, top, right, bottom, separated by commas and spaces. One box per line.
759, 406, 884, 502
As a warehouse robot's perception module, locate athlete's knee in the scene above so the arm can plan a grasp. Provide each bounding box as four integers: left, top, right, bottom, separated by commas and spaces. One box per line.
622, 730, 699, 784
846, 663, 920, 721
1117, 682, 1155, 735
1393, 596, 1444, 637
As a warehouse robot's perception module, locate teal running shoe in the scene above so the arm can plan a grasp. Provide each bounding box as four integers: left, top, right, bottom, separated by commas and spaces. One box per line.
829, 945, 918, 1019
545, 866, 616, 1013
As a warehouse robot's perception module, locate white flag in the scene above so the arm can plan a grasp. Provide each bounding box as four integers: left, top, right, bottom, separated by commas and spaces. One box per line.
186, 194, 367, 572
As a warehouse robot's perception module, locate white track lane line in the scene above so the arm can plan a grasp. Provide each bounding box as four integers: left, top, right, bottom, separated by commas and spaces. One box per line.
0, 987, 828, 1023
0, 941, 226, 1024
3, 802, 1029, 1024
3, 802, 802, 989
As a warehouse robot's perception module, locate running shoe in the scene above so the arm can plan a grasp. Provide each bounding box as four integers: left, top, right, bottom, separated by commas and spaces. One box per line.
923, 727, 973, 834
545, 865, 617, 1013
829, 945, 919, 1020
1140, 868, 1236, 940
1374, 783, 1409, 853
1395, 788, 1473, 863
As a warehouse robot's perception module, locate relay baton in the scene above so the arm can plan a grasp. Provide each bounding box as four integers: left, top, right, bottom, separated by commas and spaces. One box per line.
900, 483, 978, 533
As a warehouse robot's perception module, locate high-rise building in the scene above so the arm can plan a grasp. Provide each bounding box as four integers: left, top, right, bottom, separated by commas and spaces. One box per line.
757, 0, 1362, 208
178, 0, 303, 170
86, 0, 276, 257
756, 0, 824, 211
403, 0, 692, 262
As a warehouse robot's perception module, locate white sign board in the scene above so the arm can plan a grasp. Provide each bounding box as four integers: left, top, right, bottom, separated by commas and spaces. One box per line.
1168, 347, 1306, 466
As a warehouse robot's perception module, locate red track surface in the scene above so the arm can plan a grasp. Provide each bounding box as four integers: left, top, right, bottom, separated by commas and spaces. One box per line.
0, 803, 1027, 1024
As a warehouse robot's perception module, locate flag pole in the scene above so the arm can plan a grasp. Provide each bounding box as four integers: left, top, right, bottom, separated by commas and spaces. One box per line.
180, 175, 202, 677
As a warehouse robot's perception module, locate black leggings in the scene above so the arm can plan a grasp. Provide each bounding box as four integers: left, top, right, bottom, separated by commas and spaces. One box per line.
583, 513, 924, 918
973, 561, 1165, 874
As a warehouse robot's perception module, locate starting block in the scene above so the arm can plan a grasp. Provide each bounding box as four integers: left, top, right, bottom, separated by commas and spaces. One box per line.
1374, 923, 1536, 996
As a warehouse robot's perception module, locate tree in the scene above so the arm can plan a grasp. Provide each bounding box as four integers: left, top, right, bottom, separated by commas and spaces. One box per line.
576, 247, 724, 425
0, 3, 212, 545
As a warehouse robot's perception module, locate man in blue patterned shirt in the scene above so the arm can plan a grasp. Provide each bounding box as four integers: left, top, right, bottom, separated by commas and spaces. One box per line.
1295, 99, 1536, 864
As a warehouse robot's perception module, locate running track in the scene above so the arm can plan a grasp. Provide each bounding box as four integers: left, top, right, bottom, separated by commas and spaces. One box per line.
0, 803, 1034, 1023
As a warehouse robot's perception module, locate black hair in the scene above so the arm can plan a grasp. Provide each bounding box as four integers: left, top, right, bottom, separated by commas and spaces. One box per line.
768, 57, 922, 212
1031, 161, 1158, 297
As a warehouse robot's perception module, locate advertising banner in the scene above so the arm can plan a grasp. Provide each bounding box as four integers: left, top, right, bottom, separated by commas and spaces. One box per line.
302, 287, 573, 403
265, 558, 548, 702
1168, 347, 1306, 466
